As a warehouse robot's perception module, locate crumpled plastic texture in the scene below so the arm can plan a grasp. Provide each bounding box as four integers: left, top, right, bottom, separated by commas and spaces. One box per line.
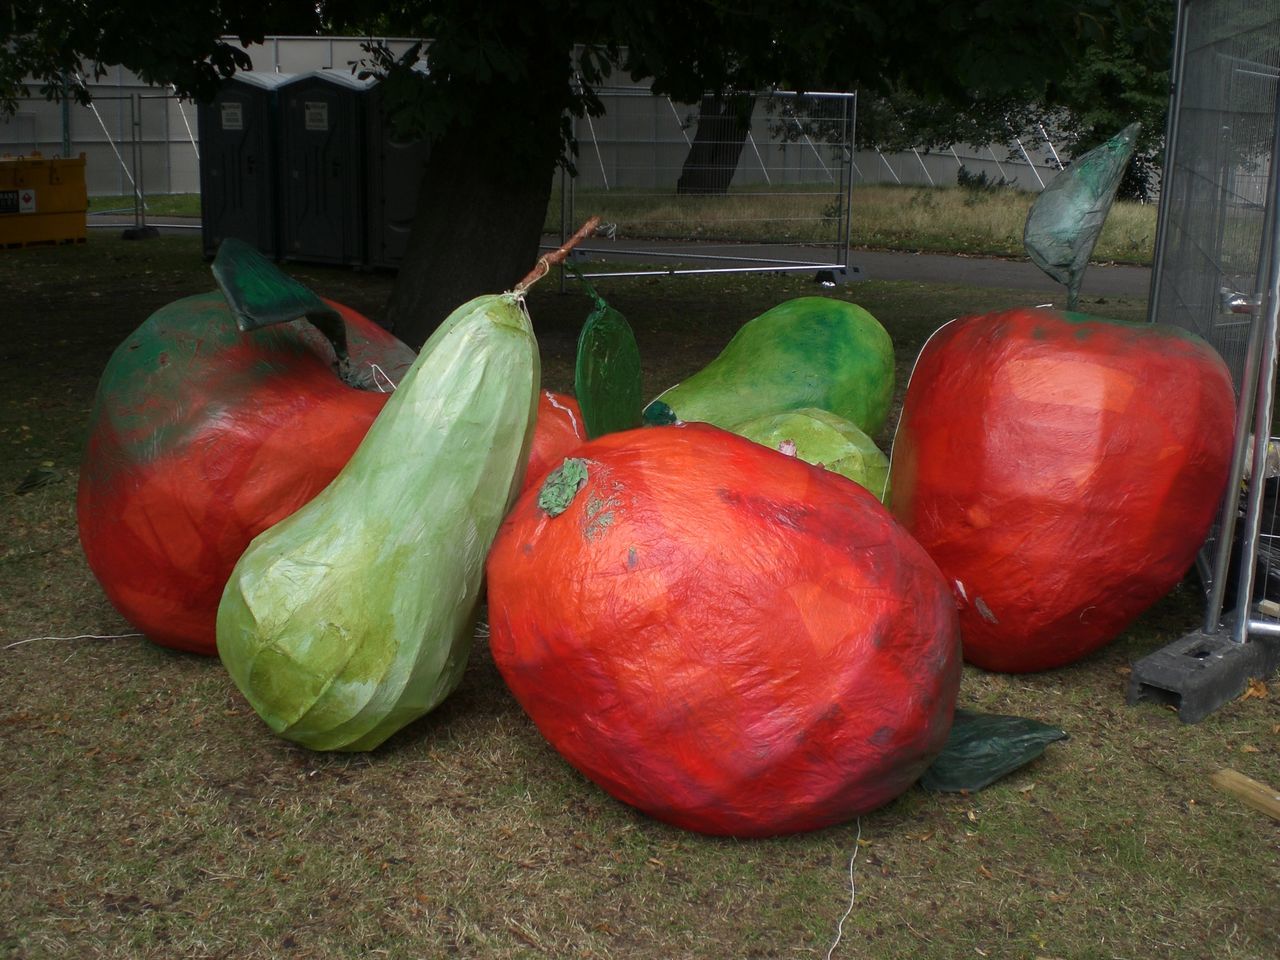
216, 293, 540, 751
642, 296, 895, 437
889, 307, 1236, 673
486, 422, 961, 837
574, 281, 642, 438
77, 291, 415, 655
731, 406, 891, 501
521, 390, 586, 494
1023, 123, 1140, 310
918, 709, 1068, 792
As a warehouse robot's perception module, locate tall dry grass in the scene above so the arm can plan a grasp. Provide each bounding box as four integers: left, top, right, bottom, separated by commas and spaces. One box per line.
552, 182, 1159, 265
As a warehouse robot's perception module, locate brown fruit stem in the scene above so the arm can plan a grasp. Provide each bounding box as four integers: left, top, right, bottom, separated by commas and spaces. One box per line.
514, 217, 601, 294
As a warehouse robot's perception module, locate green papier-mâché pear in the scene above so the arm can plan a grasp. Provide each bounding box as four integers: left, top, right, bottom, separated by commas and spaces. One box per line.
216, 293, 540, 751
731, 407, 891, 501
643, 297, 895, 436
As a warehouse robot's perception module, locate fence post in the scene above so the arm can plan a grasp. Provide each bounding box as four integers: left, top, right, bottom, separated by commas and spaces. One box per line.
1013, 137, 1045, 189
130, 94, 142, 227
60, 75, 72, 157
911, 149, 934, 187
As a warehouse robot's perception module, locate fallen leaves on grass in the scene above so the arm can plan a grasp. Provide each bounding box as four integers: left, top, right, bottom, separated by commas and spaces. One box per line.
1240, 678, 1268, 701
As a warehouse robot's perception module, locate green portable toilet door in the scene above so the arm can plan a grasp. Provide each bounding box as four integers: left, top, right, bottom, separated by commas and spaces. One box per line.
280, 72, 369, 266
198, 71, 288, 259
366, 80, 430, 269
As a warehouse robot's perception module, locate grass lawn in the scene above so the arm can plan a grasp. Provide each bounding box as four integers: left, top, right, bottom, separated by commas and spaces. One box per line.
98, 181, 1161, 266
0, 235, 1274, 960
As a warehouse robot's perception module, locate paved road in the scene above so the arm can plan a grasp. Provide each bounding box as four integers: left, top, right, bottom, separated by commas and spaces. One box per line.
849, 248, 1151, 300
93, 216, 1152, 301
559, 234, 1151, 300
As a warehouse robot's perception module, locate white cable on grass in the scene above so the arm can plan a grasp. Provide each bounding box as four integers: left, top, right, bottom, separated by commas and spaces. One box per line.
824, 817, 863, 960
4, 632, 142, 650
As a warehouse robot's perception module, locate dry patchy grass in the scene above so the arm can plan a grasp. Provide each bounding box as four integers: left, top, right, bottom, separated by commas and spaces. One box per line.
551, 183, 1159, 266
106, 181, 1161, 264
0, 236, 1275, 960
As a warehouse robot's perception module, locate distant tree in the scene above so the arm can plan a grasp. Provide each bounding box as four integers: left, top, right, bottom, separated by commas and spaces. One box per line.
853, 1, 1175, 199
1049, 0, 1176, 200
0, 1, 320, 107
675, 93, 756, 195
2, 1, 1165, 346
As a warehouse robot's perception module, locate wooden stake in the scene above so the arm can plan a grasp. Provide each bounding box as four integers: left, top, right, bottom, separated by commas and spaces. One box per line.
1210, 768, 1280, 821
514, 216, 601, 294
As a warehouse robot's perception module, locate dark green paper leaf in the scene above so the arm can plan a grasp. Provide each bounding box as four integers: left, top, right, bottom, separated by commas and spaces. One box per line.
573, 275, 643, 440
919, 708, 1069, 793
1023, 123, 1140, 310
211, 237, 351, 378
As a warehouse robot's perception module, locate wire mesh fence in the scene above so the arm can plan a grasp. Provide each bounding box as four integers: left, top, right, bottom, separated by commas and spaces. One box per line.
2, 38, 1069, 265
553, 87, 857, 278
851, 133, 1065, 193
1149, 0, 1280, 641
0, 88, 201, 202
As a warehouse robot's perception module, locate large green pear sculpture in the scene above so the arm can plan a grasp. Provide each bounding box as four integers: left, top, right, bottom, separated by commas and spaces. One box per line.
642, 297, 895, 437
217, 292, 540, 751
731, 407, 891, 501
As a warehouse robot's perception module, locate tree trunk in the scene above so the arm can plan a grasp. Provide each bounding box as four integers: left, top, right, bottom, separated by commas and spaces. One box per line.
384, 120, 560, 349
676, 94, 756, 196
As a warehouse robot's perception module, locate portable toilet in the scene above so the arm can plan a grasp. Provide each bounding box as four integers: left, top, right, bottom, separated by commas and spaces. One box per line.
278, 70, 372, 266
365, 78, 431, 269
198, 71, 290, 259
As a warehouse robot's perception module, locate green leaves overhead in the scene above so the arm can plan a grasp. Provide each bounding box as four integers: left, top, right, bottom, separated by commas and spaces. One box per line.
1, 0, 318, 114
4, 1, 1170, 186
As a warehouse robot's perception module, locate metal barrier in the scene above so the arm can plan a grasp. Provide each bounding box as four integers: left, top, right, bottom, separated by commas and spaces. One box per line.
556, 87, 857, 280
1135, 0, 1280, 719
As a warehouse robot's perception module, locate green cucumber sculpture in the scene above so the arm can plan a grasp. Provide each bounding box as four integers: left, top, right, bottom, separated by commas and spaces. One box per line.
216, 222, 596, 751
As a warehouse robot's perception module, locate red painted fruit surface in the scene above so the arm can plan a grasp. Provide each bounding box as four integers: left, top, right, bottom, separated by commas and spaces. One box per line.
889, 307, 1236, 673
78, 292, 415, 655
486, 422, 962, 837
521, 391, 585, 493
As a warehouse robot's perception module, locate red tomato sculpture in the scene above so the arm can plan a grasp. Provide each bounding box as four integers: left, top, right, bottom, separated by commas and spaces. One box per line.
889, 307, 1236, 673
521, 391, 585, 493
78, 292, 415, 655
486, 423, 962, 837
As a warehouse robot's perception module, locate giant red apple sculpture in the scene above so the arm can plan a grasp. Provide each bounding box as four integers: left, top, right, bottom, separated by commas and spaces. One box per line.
521, 390, 585, 494
889, 307, 1236, 673
487, 423, 962, 836
78, 292, 415, 655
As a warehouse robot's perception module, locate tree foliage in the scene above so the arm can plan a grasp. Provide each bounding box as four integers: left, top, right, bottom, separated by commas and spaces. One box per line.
1, 1, 320, 111
855, 1, 1175, 199
1050, 0, 1176, 199
2, 0, 1169, 342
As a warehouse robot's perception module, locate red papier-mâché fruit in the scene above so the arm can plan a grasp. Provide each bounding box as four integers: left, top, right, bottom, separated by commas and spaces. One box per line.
78, 291, 415, 655
889, 307, 1236, 673
521, 391, 585, 494
486, 422, 962, 837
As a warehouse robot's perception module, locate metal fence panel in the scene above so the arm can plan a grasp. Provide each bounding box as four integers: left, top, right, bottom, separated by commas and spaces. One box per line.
1148, 0, 1280, 646
0, 36, 1068, 209
559, 86, 857, 278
